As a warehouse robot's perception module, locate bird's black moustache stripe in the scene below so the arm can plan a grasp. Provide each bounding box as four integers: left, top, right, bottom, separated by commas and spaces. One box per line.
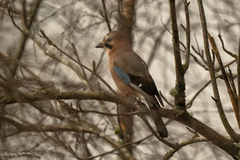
105, 44, 113, 49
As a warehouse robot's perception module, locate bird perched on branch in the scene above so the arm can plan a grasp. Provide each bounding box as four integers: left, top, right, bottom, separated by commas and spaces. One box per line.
95, 31, 168, 138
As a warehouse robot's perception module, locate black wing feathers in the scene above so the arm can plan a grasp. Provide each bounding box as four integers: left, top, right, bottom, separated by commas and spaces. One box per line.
129, 74, 158, 97
128, 74, 164, 107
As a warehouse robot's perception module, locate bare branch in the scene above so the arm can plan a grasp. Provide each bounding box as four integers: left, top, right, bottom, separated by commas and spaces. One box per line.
218, 34, 237, 59
182, 0, 191, 71
169, 0, 186, 111
208, 33, 239, 128
197, 0, 240, 143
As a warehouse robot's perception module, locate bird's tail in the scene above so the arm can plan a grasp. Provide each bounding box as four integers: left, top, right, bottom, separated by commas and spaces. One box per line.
148, 106, 168, 138
138, 91, 168, 138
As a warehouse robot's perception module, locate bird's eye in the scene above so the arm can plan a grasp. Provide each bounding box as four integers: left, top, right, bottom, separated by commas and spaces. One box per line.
106, 38, 112, 43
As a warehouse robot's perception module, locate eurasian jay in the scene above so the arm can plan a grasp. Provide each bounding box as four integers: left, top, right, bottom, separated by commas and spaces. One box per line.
95, 31, 168, 138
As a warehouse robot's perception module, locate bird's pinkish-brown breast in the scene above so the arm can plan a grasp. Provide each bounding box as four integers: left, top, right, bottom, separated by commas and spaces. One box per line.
108, 57, 137, 96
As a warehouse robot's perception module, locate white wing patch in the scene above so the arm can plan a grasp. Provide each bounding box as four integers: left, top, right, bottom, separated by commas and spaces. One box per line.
129, 83, 158, 110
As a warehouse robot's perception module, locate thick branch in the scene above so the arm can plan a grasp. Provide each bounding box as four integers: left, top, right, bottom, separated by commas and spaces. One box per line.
160, 109, 238, 159
169, 0, 186, 111
0, 89, 125, 105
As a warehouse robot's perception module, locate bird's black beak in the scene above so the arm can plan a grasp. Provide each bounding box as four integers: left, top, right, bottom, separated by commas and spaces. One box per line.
95, 42, 104, 48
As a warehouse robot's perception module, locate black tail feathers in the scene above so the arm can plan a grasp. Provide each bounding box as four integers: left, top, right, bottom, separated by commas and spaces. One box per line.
151, 108, 168, 138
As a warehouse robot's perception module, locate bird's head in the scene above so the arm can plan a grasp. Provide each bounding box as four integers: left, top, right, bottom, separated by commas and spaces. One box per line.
95, 31, 128, 51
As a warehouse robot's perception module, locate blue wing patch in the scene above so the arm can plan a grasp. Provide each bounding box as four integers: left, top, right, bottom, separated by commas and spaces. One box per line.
114, 66, 131, 84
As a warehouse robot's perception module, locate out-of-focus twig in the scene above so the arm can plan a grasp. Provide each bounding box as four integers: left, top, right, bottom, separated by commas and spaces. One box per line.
85, 134, 152, 160
99, 0, 111, 32
8, 0, 42, 77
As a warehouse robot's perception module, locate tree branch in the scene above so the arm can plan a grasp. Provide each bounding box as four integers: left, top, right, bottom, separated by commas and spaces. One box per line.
208, 33, 239, 128
169, 0, 186, 112
182, 0, 191, 71
197, 0, 240, 143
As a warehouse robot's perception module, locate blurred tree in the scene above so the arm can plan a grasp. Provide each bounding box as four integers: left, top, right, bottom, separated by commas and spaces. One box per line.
0, 0, 240, 159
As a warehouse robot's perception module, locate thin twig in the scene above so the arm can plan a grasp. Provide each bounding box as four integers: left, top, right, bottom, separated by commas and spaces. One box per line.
67, 39, 87, 79
218, 34, 237, 59
100, 0, 111, 32
215, 59, 237, 72
160, 16, 172, 34
159, 91, 174, 107
228, 67, 237, 98
187, 74, 232, 108
85, 134, 152, 160
71, 108, 140, 116
163, 136, 207, 160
